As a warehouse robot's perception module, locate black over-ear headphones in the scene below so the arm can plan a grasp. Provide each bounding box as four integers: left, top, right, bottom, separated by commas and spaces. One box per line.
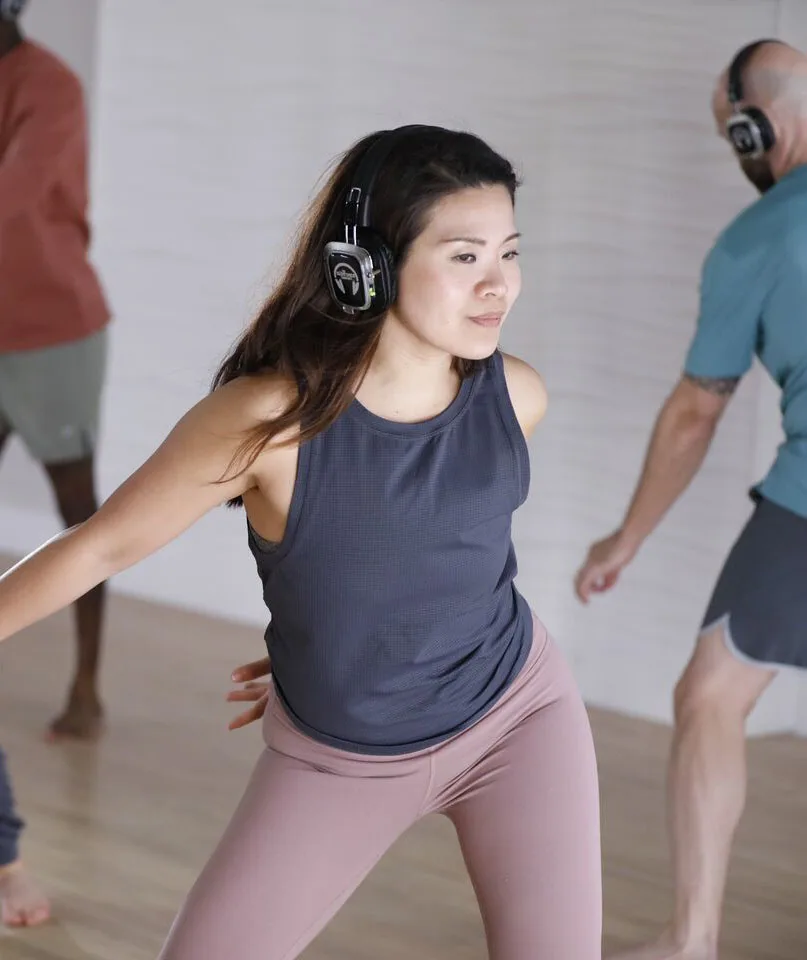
726, 38, 782, 159
323, 124, 439, 316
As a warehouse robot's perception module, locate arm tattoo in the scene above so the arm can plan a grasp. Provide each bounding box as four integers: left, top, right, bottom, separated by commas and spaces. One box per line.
683, 373, 740, 397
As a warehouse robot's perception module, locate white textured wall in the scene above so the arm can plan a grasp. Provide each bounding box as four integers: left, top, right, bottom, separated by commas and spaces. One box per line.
4, 0, 802, 730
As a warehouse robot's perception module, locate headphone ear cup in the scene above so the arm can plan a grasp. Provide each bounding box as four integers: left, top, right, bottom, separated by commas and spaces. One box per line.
744, 106, 776, 152
728, 106, 777, 157
357, 229, 396, 315
375, 239, 397, 311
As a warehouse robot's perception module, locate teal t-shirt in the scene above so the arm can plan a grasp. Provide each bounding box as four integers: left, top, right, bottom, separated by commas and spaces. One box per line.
685, 164, 807, 519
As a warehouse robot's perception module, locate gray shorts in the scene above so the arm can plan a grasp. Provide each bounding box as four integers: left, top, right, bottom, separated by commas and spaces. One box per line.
701, 493, 807, 669
0, 328, 108, 464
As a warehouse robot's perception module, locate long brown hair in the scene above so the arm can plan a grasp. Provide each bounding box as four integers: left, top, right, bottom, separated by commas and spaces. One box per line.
212, 126, 520, 504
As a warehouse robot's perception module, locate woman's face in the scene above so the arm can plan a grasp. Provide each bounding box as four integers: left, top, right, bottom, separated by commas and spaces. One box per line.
386, 185, 522, 361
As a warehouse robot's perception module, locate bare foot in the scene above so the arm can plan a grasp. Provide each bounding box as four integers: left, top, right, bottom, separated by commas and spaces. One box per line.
608, 934, 716, 960
47, 687, 104, 742
0, 861, 50, 928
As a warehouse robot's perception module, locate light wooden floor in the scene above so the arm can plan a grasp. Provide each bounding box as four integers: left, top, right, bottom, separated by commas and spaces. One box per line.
0, 588, 805, 959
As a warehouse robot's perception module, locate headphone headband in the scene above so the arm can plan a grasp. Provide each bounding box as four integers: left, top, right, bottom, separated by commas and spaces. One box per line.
728, 38, 782, 105
341, 124, 437, 237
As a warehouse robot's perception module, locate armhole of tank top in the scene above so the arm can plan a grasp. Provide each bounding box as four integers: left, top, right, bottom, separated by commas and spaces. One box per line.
489, 350, 531, 501
249, 438, 315, 565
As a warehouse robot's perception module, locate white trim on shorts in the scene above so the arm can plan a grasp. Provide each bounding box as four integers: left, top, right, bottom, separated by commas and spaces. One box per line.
699, 612, 800, 674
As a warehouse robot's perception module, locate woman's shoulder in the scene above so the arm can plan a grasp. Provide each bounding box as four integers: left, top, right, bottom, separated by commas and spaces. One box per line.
166, 372, 301, 482
498, 352, 547, 439
207, 371, 298, 432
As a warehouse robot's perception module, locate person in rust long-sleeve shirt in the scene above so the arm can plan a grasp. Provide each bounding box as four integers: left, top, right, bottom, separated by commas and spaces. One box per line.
0, 0, 110, 743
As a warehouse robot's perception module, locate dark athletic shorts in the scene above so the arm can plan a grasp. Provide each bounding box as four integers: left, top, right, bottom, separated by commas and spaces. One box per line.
701, 491, 807, 669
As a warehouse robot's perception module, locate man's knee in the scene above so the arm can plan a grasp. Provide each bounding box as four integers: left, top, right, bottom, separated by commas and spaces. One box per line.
673, 669, 724, 727
673, 625, 773, 726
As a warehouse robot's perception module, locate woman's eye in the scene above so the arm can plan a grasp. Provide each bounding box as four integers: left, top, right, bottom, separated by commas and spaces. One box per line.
503, 250, 520, 260
452, 253, 477, 264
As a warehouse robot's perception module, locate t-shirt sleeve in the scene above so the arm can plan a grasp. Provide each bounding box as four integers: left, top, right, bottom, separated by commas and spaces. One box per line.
683, 237, 767, 380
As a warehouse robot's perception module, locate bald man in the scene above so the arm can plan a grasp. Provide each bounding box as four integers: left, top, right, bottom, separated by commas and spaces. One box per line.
575, 39, 807, 960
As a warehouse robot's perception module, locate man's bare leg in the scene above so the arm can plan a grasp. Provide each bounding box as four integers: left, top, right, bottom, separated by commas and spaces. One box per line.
43, 456, 106, 740
609, 623, 775, 960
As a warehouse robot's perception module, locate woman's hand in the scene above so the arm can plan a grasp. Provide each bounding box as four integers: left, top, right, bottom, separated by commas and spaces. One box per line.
227, 656, 272, 730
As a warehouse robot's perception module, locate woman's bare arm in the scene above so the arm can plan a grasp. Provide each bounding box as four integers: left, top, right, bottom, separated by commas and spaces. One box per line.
0, 376, 287, 644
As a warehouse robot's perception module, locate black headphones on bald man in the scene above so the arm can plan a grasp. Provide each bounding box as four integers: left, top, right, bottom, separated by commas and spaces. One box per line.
323, 124, 443, 316
726, 38, 783, 159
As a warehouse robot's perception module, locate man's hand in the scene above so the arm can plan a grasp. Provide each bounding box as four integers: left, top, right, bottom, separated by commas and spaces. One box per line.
574, 375, 730, 605
574, 531, 638, 604
227, 656, 272, 730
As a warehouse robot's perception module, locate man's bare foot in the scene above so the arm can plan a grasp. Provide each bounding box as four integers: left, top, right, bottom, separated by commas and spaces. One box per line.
47, 686, 104, 741
0, 861, 50, 928
608, 933, 716, 960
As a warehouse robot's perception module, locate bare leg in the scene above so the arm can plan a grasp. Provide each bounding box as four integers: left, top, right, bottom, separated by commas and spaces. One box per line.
42, 456, 106, 740
609, 623, 774, 960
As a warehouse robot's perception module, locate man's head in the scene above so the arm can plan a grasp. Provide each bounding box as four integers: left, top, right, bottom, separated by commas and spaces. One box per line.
0, 0, 27, 22
0, 0, 26, 56
713, 39, 807, 194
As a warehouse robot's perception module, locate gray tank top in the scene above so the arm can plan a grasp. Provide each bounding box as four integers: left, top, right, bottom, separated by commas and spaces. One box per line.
247, 349, 534, 755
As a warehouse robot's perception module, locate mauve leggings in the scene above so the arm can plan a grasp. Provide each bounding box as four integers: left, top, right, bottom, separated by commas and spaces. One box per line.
158, 614, 602, 959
